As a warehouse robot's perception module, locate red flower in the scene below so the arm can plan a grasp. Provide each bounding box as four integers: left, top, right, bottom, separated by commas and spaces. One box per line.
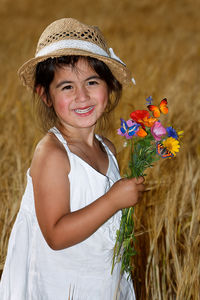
130, 110, 150, 122
130, 110, 157, 128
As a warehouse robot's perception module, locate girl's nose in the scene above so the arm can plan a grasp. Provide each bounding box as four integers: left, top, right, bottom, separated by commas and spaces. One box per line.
75, 86, 89, 103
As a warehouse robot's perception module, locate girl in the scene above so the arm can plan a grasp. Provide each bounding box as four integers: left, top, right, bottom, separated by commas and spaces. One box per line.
0, 18, 145, 300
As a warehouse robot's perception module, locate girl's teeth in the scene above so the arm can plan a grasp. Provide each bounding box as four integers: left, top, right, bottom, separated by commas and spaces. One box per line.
75, 106, 94, 114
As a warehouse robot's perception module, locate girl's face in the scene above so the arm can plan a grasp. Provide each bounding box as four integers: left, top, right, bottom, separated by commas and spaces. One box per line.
47, 58, 109, 131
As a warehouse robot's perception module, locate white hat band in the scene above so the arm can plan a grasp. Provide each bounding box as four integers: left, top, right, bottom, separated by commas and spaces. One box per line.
36, 39, 126, 66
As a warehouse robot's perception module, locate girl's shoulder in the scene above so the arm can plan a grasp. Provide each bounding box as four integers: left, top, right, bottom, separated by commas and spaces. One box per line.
100, 136, 116, 156
30, 132, 70, 178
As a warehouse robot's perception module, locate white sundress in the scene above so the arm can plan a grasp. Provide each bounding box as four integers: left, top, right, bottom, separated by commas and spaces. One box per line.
0, 127, 136, 300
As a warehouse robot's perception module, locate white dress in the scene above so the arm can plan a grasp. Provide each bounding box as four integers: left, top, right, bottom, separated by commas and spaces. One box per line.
0, 127, 136, 300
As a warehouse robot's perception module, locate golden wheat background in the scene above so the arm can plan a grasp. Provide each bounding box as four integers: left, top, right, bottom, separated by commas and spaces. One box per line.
0, 0, 200, 299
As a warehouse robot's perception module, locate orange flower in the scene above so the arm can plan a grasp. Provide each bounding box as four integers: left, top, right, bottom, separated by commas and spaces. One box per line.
136, 127, 147, 137
142, 116, 157, 127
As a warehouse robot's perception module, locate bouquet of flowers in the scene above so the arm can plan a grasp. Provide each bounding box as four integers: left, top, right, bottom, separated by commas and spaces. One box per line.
112, 96, 183, 278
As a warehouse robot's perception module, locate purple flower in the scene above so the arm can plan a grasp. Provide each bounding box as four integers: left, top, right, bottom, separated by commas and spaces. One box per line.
117, 119, 140, 139
166, 126, 178, 139
151, 121, 167, 141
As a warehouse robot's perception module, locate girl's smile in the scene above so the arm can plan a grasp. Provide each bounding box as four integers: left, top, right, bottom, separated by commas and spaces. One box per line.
74, 105, 95, 116
47, 58, 109, 132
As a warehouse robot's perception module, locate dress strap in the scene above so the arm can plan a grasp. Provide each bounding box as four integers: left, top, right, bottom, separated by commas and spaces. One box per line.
95, 134, 120, 172
95, 134, 113, 156
48, 127, 71, 156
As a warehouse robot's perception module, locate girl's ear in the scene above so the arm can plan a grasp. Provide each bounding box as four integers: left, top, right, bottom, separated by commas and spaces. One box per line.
35, 85, 52, 107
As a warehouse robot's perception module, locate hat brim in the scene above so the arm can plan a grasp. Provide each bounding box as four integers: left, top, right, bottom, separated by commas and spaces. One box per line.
18, 48, 133, 90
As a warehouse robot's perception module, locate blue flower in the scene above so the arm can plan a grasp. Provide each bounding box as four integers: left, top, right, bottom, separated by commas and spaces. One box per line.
146, 96, 153, 105
166, 126, 178, 139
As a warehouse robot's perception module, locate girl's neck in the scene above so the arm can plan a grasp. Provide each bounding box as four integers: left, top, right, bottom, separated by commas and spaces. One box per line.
57, 123, 96, 147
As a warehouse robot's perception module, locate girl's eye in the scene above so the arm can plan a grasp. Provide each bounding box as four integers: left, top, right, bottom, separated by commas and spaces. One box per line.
62, 85, 73, 90
88, 80, 99, 86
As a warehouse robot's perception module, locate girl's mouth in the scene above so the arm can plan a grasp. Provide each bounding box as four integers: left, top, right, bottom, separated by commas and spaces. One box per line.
74, 106, 95, 114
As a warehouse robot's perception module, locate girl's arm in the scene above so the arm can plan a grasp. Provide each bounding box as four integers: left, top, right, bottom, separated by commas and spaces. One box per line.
31, 136, 145, 250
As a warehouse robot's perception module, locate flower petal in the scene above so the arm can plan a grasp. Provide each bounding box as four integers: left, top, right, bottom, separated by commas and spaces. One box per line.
151, 121, 167, 141
166, 126, 178, 139
136, 127, 147, 137
130, 110, 150, 122
162, 137, 180, 156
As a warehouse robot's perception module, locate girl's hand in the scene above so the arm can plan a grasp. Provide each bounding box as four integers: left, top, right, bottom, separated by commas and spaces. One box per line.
106, 177, 145, 211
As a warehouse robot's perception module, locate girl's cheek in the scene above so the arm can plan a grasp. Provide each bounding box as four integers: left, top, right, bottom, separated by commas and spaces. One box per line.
58, 102, 66, 110
56, 98, 70, 111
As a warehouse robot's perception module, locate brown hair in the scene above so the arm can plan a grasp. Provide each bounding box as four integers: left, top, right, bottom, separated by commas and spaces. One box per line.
33, 55, 122, 132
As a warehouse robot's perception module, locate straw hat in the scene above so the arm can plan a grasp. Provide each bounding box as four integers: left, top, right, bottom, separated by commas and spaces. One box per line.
18, 18, 134, 89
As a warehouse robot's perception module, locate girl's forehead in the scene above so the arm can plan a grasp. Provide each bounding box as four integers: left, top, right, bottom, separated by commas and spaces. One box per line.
54, 58, 98, 80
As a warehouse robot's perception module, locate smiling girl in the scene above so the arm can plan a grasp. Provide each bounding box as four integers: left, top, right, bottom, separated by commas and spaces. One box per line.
0, 18, 145, 300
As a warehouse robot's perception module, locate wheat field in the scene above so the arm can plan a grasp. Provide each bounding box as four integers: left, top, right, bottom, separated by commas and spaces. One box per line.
0, 0, 200, 299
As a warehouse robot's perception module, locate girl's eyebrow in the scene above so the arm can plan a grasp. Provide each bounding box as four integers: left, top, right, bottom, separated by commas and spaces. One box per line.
86, 75, 101, 81
56, 76, 101, 88
56, 80, 72, 88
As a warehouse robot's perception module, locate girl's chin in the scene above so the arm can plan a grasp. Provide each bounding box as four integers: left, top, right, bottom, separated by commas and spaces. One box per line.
59, 119, 97, 131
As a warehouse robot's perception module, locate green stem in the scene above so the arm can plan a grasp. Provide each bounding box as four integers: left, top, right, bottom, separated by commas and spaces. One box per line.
112, 134, 158, 277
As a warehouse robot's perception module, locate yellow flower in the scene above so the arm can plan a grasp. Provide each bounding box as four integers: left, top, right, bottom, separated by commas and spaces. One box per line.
178, 131, 184, 138
163, 137, 180, 156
